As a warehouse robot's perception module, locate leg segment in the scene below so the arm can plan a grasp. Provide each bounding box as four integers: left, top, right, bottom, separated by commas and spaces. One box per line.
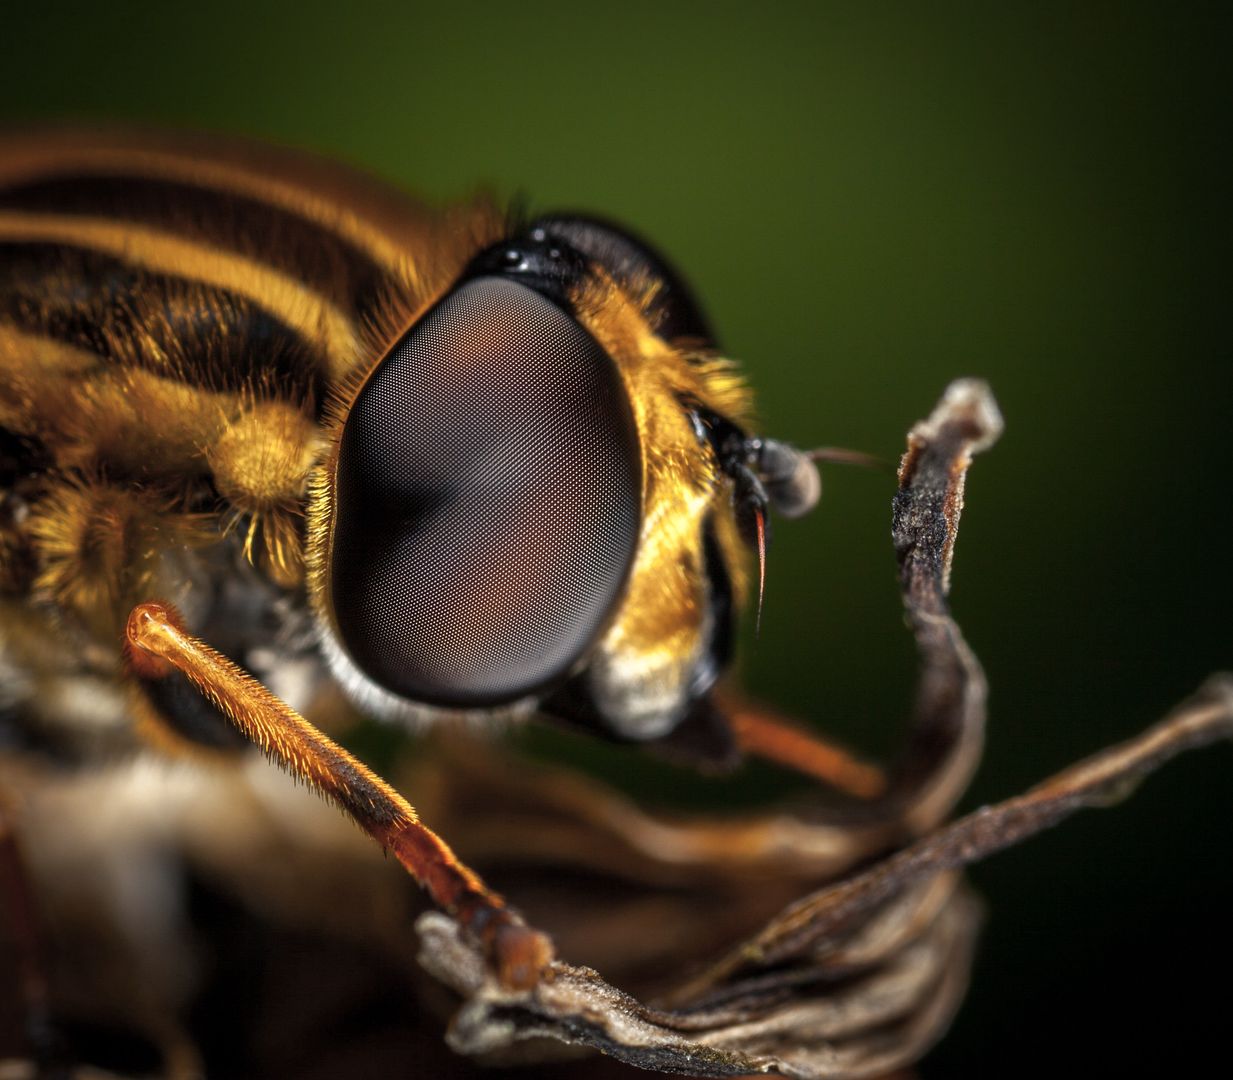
124, 600, 552, 990
722, 694, 887, 800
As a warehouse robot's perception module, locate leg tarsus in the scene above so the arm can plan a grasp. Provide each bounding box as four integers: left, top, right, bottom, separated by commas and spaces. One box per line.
124, 600, 553, 990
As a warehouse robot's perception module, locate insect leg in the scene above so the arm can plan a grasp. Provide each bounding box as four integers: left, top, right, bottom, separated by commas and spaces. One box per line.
721, 694, 887, 800
124, 600, 553, 990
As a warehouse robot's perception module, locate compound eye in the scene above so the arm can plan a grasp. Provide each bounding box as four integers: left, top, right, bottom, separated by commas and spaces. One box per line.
329, 277, 641, 708
530, 214, 715, 346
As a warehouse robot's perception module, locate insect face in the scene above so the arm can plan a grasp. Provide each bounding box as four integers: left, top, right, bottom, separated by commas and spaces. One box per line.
311, 214, 813, 741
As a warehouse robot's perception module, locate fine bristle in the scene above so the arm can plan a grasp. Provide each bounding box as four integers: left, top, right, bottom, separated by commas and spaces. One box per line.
754, 505, 767, 637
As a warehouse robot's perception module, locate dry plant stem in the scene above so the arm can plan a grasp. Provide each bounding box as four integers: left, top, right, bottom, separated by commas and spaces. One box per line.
418, 891, 982, 1079
416, 668, 1233, 1078
660, 874, 964, 1020
123, 601, 553, 990
885, 379, 1003, 836
702, 676, 1233, 982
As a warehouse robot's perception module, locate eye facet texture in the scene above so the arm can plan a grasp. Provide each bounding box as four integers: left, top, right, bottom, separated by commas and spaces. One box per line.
331, 277, 641, 707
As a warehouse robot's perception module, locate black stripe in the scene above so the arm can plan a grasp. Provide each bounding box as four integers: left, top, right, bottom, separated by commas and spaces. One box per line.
0, 424, 49, 487
0, 241, 325, 404
0, 173, 392, 315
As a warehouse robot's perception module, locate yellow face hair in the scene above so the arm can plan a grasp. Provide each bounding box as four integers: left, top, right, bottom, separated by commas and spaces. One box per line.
303, 239, 756, 736
567, 274, 753, 737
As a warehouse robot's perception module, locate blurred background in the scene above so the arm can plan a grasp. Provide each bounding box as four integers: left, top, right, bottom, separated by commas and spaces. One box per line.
2, 2, 1229, 1076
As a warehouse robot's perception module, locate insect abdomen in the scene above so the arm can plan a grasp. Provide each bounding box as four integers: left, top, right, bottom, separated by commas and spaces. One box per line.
0, 132, 454, 628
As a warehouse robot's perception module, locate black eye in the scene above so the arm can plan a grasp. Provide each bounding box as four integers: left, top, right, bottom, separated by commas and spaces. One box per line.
329, 277, 641, 708
529, 214, 715, 346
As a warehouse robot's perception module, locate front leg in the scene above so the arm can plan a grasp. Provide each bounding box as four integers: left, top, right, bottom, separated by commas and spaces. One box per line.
124, 601, 553, 991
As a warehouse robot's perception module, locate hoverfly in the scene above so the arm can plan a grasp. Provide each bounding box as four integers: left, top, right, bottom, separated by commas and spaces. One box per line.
0, 129, 879, 1076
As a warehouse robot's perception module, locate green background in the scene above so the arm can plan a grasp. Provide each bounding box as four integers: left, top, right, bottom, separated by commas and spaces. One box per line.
3, 3, 1229, 1075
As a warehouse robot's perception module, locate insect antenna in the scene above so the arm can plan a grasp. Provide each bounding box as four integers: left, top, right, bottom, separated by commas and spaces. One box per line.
805, 446, 892, 471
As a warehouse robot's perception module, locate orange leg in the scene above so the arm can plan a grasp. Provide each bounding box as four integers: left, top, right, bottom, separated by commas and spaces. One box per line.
723, 695, 887, 800
124, 600, 552, 990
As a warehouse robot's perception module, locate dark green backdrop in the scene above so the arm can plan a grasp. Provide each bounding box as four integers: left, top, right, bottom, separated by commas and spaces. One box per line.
4, 3, 1230, 1076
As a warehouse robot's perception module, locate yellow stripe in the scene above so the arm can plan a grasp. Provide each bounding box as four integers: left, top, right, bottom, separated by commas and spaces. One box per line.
0, 323, 102, 433
0, 322, 100, 377
0, 323, 245, 473
0, 140, 412, 275
0, 210, 359, 379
